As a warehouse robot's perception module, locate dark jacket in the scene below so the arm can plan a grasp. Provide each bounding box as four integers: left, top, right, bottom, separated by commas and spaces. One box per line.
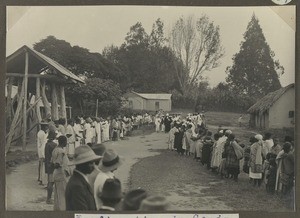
65, 170, 97, 211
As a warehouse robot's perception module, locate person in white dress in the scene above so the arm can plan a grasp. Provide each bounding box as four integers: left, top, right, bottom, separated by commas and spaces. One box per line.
37, 123, 49, 185
102, 119, 110, 142
84, 117, 93, 146
95, 117, 102, 144
155, 115, 161, 132
73, 118, 83, 147
66, 119, 76, 159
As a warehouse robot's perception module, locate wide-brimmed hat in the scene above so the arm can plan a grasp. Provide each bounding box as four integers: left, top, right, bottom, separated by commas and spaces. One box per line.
69, 145, 102, 165
91, 144, 106, 156
122, 189, 148, 211
139, 195, 169, 211
99, 149, 122, 172
100, 178, 122, 200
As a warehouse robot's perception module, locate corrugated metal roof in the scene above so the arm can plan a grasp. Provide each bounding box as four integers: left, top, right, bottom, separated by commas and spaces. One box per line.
132, 91, 172, 100
6, 45, 85, 84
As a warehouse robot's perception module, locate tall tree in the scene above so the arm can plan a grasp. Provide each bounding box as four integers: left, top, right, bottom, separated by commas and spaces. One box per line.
102, 20, 180, 93
169, 15, 224, 95
226, 14, 283, 99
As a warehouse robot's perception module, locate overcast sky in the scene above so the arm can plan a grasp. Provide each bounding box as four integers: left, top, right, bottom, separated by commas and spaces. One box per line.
6, 6, 295, 88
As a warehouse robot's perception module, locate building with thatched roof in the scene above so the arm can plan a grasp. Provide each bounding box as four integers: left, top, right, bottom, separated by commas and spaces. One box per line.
247, 83, 295, 129
123, 91, 172, 112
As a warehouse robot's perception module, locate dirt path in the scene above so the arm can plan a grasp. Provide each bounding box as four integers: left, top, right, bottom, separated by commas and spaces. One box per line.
129, 150, 232, 211
6, 131, 167, 210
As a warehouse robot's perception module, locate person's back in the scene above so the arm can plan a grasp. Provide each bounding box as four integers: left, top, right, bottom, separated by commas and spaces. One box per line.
66, 170, 97, 210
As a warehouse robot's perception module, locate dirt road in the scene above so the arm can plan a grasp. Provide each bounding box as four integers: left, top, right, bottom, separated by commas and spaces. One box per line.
6, 131, 167, 210
6, 129, 291, 211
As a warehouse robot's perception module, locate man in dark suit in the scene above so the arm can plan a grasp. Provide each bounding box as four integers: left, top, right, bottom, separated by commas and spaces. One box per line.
65, 145, 102, 211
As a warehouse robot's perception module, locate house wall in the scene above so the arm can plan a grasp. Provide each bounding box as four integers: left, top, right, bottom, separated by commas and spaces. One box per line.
125, 94, 146, 110
145, 99, 171, 111
269, 88, 295, 128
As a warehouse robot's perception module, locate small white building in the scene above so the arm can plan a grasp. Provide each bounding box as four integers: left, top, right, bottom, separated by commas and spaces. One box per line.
123, 91, 172, 112
247, 83, 295, 129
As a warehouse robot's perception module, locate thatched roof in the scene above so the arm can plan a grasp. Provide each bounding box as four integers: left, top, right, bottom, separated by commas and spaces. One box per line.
247, 83, 294, 114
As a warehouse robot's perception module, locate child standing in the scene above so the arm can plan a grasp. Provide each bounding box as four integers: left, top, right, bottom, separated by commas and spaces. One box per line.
266, 158, 277, 194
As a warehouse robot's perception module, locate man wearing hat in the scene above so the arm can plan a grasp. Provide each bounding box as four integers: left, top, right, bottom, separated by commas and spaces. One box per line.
122, 189, 148, 211
98, 178, 122, 211
65, 145, 102, 211
94, 149, 122, 210
87, 144, 106, 193
139, 195, 169, 211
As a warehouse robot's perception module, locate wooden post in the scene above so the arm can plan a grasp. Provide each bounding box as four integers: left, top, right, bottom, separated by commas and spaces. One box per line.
22, 51, 29, 151
59, 85, 67, 119
6, 78, 25, 153
35, 77, 42, 123
6, 77, 13, 129
96, 99, 99, 117
51, 83, 59, 120
41, 80, 51, 118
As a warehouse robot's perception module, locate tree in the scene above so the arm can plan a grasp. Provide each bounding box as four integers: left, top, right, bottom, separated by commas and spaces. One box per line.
33, 36, 123, 81
67, 78, 122, 117
149, 18, 167, 48
102, 20, 180, 93
226, 14, 283, 99
124, 22, 149, 48
169, 15, 224, 95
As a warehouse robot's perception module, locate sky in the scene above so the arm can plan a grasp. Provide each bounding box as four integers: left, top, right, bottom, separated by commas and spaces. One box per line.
6, 5, 295, 88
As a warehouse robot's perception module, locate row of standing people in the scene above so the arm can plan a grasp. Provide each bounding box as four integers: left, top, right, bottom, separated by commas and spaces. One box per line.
167, 118, 295, 200
43, 134, 169, 211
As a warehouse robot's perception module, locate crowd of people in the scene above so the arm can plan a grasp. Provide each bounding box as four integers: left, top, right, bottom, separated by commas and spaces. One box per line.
162, 112, 295, 200
35, 111, 295, 211
36, 113, 170, 211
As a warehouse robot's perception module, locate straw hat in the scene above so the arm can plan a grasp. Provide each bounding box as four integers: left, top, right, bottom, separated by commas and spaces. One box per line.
100, 178, 122, 200
139, 195, 169, 211
99, 149, 122, 172
122, 189, 148, 211
69, 145, 102, 165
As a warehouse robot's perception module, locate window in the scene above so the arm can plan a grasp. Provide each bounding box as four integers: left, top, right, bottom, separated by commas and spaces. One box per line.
288, 111, 294, 118
155, 102, 160, 110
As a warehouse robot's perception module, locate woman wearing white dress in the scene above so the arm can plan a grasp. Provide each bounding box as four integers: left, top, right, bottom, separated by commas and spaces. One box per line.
84, 117, 93, 146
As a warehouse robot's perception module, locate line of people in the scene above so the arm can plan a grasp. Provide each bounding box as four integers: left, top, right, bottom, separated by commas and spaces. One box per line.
36, 114, 171, 211
167, 115, 295, 200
